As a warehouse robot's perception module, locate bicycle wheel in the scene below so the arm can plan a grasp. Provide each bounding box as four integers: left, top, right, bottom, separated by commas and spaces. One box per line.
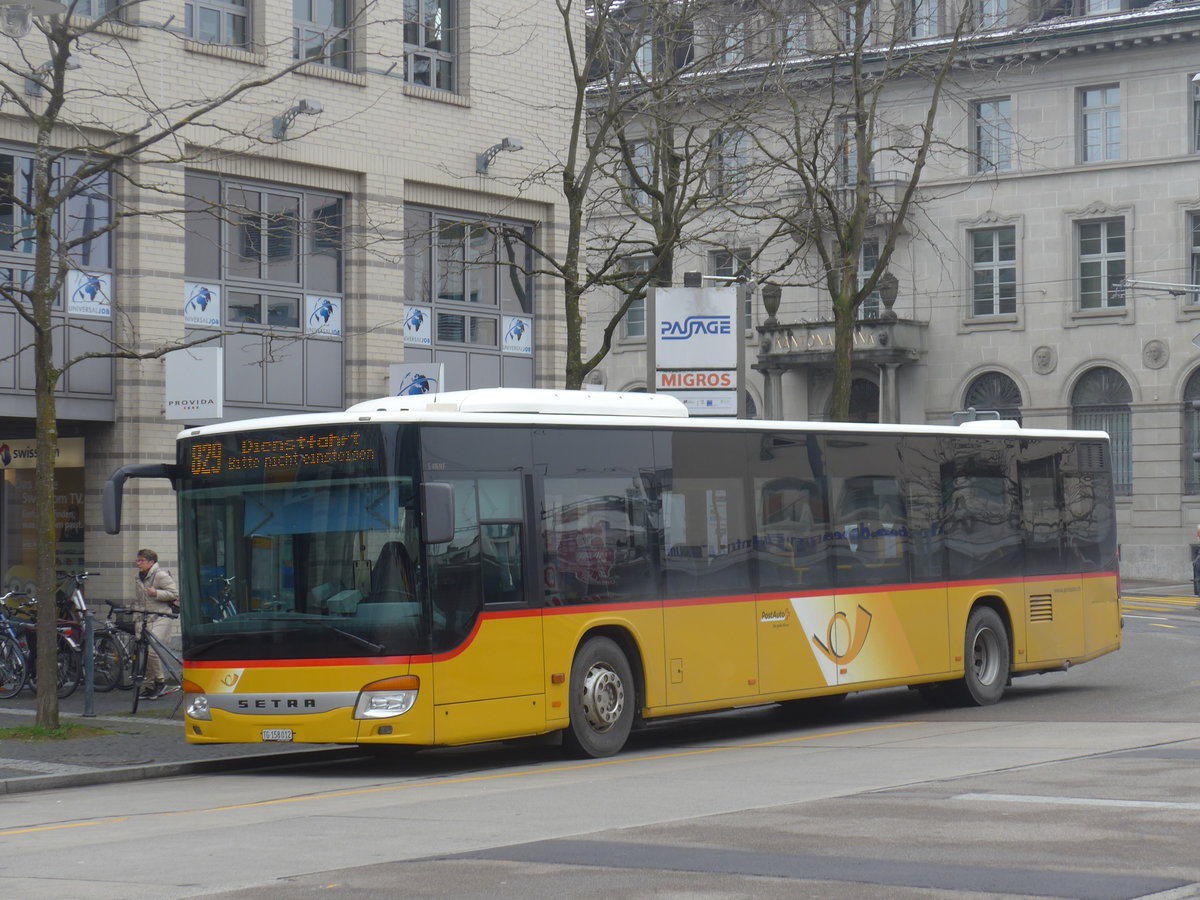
130, 639, 149, 714
91, 632, 123, 692
56, 632, 82, 699
113, 629, 135, 691
0, 634, 28, 699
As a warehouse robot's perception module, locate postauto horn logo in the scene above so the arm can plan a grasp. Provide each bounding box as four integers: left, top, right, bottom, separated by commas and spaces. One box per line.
660, 315, 732, 340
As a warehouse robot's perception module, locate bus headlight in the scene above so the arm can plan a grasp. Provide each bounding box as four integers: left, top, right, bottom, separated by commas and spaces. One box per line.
354, 675, 419, 719
186, 694, 212, 721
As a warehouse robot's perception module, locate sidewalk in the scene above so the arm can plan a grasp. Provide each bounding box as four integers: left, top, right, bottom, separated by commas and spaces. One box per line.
0, 682, 358, 796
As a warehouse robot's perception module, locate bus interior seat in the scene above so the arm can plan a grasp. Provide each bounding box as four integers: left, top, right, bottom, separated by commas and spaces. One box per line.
370, 541, 414, 599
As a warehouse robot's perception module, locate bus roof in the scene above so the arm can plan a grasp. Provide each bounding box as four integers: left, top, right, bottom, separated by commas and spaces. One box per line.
177, 388, 1111, 443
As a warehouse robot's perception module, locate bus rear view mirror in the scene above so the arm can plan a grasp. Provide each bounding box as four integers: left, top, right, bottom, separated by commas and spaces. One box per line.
103, 463, 178, 534
421, 482, 454, 544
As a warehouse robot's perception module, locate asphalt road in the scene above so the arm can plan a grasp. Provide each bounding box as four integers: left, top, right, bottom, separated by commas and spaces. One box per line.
1, 592, 1198, 900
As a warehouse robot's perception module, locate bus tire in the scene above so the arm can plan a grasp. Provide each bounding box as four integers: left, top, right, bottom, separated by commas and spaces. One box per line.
563, 636, 635, 759
958, 606, 1009, 706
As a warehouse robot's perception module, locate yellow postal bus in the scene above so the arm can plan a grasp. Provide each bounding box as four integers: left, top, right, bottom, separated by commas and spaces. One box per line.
105, 388, 1121, 758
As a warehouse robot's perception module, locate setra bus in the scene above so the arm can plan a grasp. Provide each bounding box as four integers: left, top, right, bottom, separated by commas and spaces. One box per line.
103, 388, 1121, 758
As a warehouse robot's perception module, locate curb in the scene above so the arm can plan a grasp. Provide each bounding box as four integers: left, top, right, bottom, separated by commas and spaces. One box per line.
0, 745, 363, 796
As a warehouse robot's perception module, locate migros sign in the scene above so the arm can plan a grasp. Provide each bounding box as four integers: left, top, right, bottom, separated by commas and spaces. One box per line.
657, 370, 735, 389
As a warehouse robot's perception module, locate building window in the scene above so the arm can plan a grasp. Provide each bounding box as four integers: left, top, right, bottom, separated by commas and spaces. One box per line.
625, 140, 653, 209
970, 227, 1016, 316
1080, 85, 1120, 163
1193, 76, 1200, 154
859, 238, 880, 319
1184, 369, 1200, 494
186, 0, 248, 47
405, 208, 535, 347
0, 151, 113, 307
713, 15, 746, 66
620, 257, 652, 339
76, 0, 119, 17
978, 0, 1008, 28
1071, 366, 1132, 496
963, 371, 1022, 422
712, 248, 752, 330
294, 0, 350, 70
910, 0, 939, 37
779, 11, 807, 55
1078, 218, 1125, 310
404, 0, 454, 90
633, 31, 654, 74
842, 2, 871, 45
1083, 0, 1121, 13
713, 129, 749, 197
973, 98, 1012, 173
185, 174, 344, 329
1191, 214, 1200, 306
839, 117, 873, 184
184, 173, 345, 409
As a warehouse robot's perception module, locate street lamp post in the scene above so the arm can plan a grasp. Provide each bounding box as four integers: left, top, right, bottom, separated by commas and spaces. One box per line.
0, 0, 66, 38
758, 284, 784, 420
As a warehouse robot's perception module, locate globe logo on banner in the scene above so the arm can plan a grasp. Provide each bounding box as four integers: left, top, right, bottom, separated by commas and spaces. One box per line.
404, 305, 432, 347
184, 282, 221, 327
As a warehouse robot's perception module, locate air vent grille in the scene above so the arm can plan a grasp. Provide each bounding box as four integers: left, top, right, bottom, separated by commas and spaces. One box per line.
1029, 595, 1054, 623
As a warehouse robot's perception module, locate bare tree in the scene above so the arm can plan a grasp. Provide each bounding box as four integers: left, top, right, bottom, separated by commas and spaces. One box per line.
501, 0, 757, 389
718, 0, 976, 420
0, 0, 376, 727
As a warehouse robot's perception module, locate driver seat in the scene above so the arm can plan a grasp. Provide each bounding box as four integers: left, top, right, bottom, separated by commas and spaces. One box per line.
370, 541, 414, 598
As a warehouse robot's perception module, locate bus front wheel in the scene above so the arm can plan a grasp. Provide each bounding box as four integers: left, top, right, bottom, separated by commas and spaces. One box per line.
563, 636, 635, 759
958, 606, 1010, 706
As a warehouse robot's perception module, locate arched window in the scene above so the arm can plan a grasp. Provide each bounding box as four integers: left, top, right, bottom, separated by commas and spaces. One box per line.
963, 371, 1022, 423
1183, 369, 1200, 494
848, 378, 879, 423
1071, 366, 1132, 496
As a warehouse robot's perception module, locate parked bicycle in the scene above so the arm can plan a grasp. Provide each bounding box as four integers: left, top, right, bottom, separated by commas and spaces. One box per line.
0, 590, 32, 699
15, 595, 83, 699
59, 571, 126, 693
115, 606, 181, 714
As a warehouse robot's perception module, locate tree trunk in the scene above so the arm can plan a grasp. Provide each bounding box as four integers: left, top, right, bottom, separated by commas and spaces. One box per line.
33, 297, 60, 730
829, 293, 856, 423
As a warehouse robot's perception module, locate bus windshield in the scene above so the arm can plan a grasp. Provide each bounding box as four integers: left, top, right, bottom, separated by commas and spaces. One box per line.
176, 426, 426, 661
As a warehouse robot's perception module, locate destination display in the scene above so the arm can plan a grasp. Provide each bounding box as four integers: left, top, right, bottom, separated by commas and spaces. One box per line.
183, 426, 385, 483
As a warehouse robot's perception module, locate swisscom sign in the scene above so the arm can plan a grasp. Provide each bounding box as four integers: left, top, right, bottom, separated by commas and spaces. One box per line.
654, 285, 739, 416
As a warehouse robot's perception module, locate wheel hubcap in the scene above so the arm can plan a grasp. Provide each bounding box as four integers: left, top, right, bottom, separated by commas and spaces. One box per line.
972, 626, 1000, 685
580, 662, 624, 732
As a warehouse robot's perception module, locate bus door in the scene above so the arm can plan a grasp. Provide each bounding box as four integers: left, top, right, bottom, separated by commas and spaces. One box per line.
752, 436, 836, 697
1020, 445, 1084, 664
827, 436, 948, 689
427, 471, 545, 744
656, 431, 758, 707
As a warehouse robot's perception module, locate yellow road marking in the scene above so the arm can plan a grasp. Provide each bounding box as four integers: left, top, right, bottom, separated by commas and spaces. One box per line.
1150, 623, 1177, 629
0, 818, 127, 836
0, 721, 923, 834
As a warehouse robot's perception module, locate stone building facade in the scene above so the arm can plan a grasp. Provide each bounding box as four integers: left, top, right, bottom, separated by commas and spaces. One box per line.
0, 0, 572, 603
587, 0, 1200, 580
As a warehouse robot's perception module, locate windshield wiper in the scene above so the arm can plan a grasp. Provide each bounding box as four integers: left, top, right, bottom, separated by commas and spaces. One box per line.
253, 616, 386, 654
185, 636, 240, 658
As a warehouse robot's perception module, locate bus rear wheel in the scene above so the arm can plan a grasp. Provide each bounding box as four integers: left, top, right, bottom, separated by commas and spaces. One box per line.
563, 636, 635, 759
957, 606, 1010, 706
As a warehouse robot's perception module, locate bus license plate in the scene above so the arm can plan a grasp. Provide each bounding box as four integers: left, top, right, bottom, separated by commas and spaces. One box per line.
261, 728, 294, 742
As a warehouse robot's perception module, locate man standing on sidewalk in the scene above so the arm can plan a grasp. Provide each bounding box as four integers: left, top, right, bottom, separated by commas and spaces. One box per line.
133, 549, 179, 700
